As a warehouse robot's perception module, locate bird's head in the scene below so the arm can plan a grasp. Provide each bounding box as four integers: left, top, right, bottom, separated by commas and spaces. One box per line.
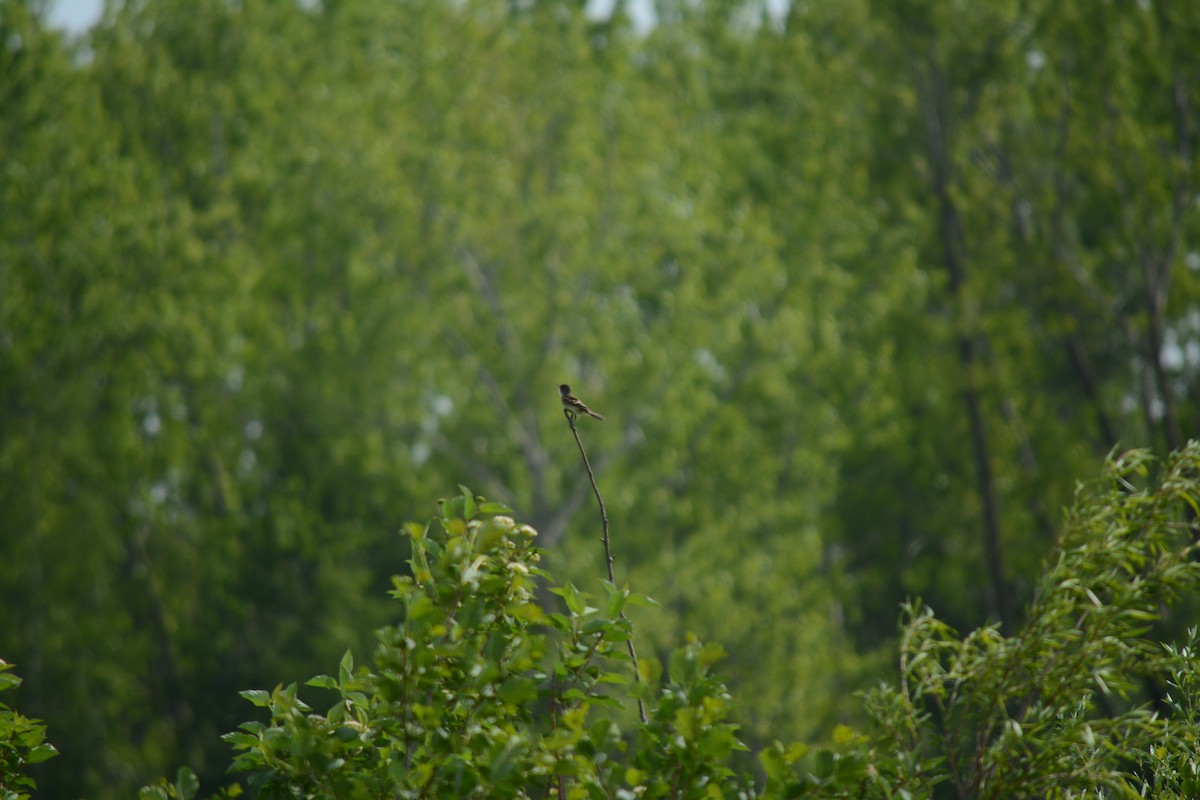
558, 384, 572, 395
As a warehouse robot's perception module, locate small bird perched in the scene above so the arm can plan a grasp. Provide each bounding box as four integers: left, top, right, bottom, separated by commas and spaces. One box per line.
559, 384, 605, 420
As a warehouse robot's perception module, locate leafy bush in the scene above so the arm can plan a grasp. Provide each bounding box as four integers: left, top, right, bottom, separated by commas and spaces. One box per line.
146, 444, 1200, 798
0, 661, 58, 800
206, 491, 743, 799
796, 444, 1200, 799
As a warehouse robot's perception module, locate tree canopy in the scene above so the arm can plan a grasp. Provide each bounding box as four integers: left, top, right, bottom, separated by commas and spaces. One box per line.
1, 0, 1198, 797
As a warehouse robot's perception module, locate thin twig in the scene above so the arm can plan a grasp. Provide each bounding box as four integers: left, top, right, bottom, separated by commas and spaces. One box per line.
564, 408, 648, 724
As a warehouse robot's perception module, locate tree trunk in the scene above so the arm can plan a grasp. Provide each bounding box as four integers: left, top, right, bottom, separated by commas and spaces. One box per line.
917, 55, 1012, 634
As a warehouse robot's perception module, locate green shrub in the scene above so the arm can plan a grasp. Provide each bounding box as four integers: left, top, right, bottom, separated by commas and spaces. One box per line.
146, 444, 1200, 798
212, 491, 743, 799
0, 661, 58, 800
810, 444, 1200, 799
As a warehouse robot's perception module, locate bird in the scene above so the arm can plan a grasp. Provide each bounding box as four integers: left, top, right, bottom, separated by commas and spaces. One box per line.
559, 384, 605, 420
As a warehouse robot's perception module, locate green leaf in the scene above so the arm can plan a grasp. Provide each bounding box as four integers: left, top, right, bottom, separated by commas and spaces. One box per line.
139, 786, 170, 800
557, 582, 586, 616
582, 618, 611, 636
175, 766, 200, 800
597, 671, 630, 685
638, 657, 663, 685
812, 748, 835, 780
605, 586, 628, 618
623, 592, 659, 607
239, 690, 272, 708
759, 745, 786, 781
27, 743, 59, 764
699, 641, 727, 667
1181, 491, 1200, 520
459, 486, 476, 519
831, 724, 860, 746
546, 612, 573, 633
498, 676, 539, 704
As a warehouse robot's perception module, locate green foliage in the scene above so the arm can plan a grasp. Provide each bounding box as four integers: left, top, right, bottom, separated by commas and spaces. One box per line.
834, 444, 1200, 799
3, 0, 1199, 797
0, 661, 57, 800
218, 490, 744, 799
1141, 631, 1200, 799
138, 766, 213, 800
156, 450, 1200, 798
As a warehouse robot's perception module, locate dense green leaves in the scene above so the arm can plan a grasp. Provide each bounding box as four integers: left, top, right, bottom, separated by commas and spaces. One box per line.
1, 0, 1199, 797
144, 450, 1200, 798
217, 490, 745, 799
749, 445, 1200, 798
0, 661, 58, 800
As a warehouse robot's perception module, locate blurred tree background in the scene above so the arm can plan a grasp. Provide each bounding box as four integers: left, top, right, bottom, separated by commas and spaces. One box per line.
0, 0, 1197, 797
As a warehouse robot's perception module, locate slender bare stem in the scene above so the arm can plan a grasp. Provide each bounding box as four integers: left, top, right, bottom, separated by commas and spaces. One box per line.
564, 408, 647, 724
